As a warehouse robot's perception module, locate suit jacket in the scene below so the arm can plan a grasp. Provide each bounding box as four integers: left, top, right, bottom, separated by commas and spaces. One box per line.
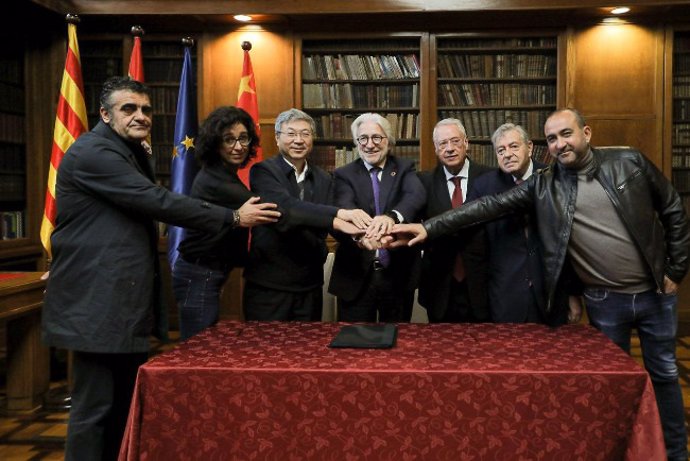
42, 121, 229, 353
417, 161, 491, 321
467, 161, 551, 323
244, 155, 339, 292
328, 156, 426, 301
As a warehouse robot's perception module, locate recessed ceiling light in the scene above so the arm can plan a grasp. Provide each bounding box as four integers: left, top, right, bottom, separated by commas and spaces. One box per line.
234, 15, 252, 22
611, 7, 630, 15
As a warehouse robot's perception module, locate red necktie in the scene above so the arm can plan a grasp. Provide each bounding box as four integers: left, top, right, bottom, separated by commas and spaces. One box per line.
450, 177, 465, 281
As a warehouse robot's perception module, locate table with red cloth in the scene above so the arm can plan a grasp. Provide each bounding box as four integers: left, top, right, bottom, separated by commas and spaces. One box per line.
119, 321, 665, 461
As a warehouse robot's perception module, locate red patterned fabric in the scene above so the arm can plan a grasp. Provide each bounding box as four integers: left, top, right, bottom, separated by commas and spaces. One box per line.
120, 322, 665, 461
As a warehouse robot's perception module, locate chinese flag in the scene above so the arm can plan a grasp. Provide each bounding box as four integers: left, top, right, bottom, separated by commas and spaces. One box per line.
40, 19, 88, 258
236, 47, 262, 187
128, 35, 144, 81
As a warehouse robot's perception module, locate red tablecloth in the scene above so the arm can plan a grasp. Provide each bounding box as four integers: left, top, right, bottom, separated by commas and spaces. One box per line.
119, 321, 664, 460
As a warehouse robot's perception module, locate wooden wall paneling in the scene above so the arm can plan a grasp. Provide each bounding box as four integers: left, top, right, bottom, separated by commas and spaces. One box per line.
199, 28, 295, 160
21, 32, 65, 268
567, 23, 664, 168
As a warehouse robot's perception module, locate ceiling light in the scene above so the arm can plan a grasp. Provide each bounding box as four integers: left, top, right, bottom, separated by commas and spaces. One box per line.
611, 7, 630, 15
234, 15, 252, 22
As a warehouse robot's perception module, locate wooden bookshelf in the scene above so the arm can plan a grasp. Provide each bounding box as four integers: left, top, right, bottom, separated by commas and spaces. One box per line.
434, 34, 559, 168
299, 37, 424, 172
672, 32, 690, 216
0, 48, 27, 242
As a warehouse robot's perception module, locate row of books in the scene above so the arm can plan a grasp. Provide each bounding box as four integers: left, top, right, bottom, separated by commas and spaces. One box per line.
439, 109, 553, 140
313, 112, 419, 140
467, 142, 551, 168
304, 40, 419, 52
673, 99, 690, 119
0, 174, 24, 202
672, 76, 690, 96
310, 144, 420, 173
82, 57, 122, 83
302, 54, 420, 81
438, 82, 556, 107
672, 169, 690, 193
439, 37, 557, 50
0, 58, 23, 85
0, 144, 25, 170
437, 54, 556, 79
672, 149, 690, 167
0, 211, 24, 239
672, 123, 690, 144
0, 113, 26, 143
303, 83, 419, 109
152, 143, 176, 174
144, 59, 196, 84
0, 81, 25, 113
674, 55, 690, 74
151, 117, 181, 144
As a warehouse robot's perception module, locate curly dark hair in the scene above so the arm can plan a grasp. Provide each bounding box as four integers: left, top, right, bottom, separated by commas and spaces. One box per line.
196, 106, 259, 168
99, 76, 151, 113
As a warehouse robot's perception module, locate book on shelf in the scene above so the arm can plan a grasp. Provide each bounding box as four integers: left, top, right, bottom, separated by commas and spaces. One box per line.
0, 211, 24, 240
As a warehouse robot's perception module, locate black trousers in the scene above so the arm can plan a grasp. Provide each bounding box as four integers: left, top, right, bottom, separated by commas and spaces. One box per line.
428, 279, 486, 323
66, 350, 148, 461
338, 267, 414, 323
243, 281, 323, 321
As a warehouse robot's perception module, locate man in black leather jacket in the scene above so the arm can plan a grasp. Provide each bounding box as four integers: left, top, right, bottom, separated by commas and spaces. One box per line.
389, 108, 689, 461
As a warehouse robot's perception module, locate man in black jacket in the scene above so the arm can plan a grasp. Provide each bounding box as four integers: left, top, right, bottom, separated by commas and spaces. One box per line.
42, 77, 280, 461
388, 108, 689, 461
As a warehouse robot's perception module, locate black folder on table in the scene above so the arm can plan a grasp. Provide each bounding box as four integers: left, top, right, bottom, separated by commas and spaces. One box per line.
329, 324, 398, 349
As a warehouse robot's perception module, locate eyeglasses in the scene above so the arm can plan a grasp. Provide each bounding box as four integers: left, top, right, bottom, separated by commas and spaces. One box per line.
436, 137, 465, 149
223, 135, 252, 147
496, 143, 524, 157
356, 135, 387, 146
278, 130, 313, 140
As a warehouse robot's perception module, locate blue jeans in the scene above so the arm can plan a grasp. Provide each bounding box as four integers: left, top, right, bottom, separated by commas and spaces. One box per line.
584, 288, 688, 461
172, 258, 229, 341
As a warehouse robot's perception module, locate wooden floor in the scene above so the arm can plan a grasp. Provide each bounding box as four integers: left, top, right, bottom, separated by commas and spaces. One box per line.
0, 333, 689, 460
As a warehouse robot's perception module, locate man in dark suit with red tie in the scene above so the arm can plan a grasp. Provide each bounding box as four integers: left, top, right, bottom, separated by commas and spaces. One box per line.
417, 118, 491, 323
467, 123, 570, 324
328, 113, 426, 322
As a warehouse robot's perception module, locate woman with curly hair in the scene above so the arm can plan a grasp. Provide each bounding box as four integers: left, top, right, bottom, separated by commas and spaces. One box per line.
172, 106, 277, 340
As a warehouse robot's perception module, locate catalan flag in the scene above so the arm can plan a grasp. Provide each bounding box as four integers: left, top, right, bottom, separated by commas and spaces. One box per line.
236, 44, 262, 187
167, 43, 199, 269
40, 18, 88, 258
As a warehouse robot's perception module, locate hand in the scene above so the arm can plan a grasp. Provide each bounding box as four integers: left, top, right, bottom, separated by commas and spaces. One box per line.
237, 196, 281, 228
333, 217, 364, 236
567, 296, 583, 324
365, 214, 396, 240
358, 236, 381, 251
337, 209, 372, 230
381, 223, 427, 248
663, 276, 678, 295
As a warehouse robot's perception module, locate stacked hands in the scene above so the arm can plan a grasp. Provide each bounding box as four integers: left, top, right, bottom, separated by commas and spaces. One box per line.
331, 212, 428, 251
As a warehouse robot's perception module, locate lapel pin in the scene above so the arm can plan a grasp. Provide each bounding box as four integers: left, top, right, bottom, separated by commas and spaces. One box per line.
391, 171, 396, 177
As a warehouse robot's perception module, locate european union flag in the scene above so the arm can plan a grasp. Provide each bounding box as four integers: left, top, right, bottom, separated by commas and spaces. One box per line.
167, 44, 199, 270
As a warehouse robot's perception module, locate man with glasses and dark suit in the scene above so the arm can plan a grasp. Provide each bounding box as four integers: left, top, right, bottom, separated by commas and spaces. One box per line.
328, 112, 426, 322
